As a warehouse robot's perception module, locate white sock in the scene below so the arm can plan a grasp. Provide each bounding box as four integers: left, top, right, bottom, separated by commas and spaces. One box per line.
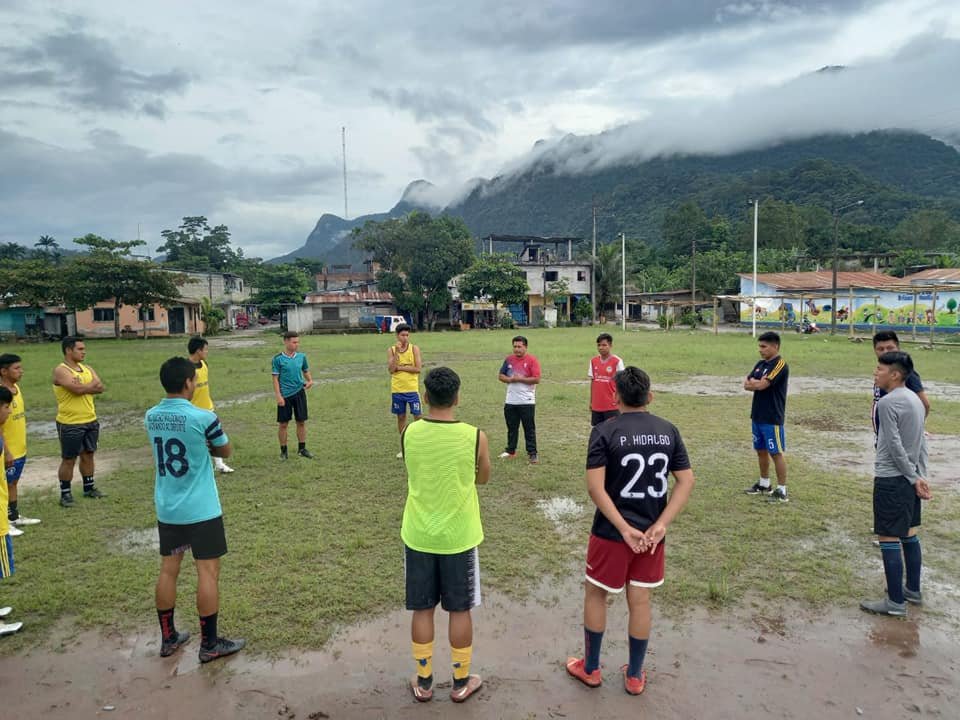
759, 477, 771, 488
214, 457, 225, 469
778, 485, 787, 494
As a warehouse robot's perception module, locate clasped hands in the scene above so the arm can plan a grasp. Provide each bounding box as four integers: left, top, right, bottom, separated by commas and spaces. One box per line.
622, 523, 665, 555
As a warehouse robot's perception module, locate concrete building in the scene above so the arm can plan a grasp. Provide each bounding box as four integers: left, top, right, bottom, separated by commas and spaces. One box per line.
286, 290, 396, 332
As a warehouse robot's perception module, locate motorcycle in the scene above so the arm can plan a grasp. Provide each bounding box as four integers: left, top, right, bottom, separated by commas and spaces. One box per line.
794, 318, 820, 334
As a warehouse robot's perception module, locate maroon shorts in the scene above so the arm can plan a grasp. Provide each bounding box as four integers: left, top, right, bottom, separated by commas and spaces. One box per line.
585, 533, 664, 592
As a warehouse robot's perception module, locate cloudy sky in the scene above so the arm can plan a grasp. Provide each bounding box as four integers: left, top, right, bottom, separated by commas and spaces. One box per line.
1, 1, 958, 259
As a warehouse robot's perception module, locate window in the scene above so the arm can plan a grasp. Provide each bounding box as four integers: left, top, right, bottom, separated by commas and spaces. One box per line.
321, 307, 339, 321
577, 271, 587, 282
138, 307, 156, 322
544, 270, 559, 282
93, 308, 115, 322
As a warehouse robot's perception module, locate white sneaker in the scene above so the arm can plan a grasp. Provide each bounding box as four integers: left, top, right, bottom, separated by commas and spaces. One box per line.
7, 526, 23, 537
12, 515, 41, 526
0, 607, 11, 617
218, 464, 235, 474
0, 621, 23, 636
396, 451, 403, 459
498, 451, 517, 459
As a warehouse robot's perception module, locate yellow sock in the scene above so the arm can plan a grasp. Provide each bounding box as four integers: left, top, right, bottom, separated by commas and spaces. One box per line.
412, 641, 433, 680
451, 645, 472, 682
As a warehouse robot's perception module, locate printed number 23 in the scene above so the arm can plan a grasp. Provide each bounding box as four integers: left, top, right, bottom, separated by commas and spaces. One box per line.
620, 452, 669, 499
154, 437, 189, 477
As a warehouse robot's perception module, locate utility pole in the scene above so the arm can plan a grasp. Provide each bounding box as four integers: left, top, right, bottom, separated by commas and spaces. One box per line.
621, 232, 626, 332
342, 126, 349, 220
830, 199, 865, 335
752, 199, 759, 338
691, 236, 697, 313
591, 199, 597, 324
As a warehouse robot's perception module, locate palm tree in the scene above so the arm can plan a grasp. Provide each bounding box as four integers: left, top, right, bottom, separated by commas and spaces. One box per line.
0, 242, 27, 261
594, 242, 622, 318
34, 235, 62, 264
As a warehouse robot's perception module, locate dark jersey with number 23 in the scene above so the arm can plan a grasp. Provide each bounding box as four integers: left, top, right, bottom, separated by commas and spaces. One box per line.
586, 411, 691, 542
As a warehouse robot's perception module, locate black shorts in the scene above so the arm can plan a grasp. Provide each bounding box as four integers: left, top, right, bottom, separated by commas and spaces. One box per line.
873, 476, 922, 538
158, 516, 228, 560
591, 409, 619, 427
404, 545, 481, 612
277, 388, 308, 423
57, 421, 100, 459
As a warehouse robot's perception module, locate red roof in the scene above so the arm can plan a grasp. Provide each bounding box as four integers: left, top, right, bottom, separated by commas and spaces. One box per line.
737, 271, 901, 290
304, 291, 394, 304
902, 269, 960, 283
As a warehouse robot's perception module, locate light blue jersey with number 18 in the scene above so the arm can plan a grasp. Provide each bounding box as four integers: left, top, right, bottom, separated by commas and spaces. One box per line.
145, 397, 229, 525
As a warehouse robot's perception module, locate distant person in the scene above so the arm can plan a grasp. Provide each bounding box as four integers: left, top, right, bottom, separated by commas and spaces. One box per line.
271, 331, 314, 460
388, 324, 422, 459
1, 354, 40, 531
52, 337, 105, 507
861, 352, 931, 617
566, 367, 694, 695
188, 337, 234, 474
145, 357, 245, 662
0, 386, 23, 636
743, 331, 789, 502
401, 367, 490, 703
871, 331, 930, 437
588, 333, 624, 426
498, 336, 541, 464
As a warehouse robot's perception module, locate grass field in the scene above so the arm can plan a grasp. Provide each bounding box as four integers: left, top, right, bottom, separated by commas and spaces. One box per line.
1, 327, 958, 654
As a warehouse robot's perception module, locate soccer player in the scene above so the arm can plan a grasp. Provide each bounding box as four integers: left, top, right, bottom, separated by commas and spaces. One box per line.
566, 367, 695, 695
0, 386, 23, 636
860, 351, 931, 617
145, 357, 245, 662
498, 335, 541, 464
1, 355, 39, 532
871, 330, 930, 436
388, 324, 422, 459
401, 367, 490, 703
743, 331, 790, 502
589, 333, 625, 426
188, 337, 234, 474
52, 337, 105, 507
271, 331, 314, 460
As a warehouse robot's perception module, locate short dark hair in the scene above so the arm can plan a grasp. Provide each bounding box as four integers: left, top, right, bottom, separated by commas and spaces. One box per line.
596, 333, 613, 344
614, 366, 651, 408
0, 386, 12, 405
758, 331, 780, 346
188, 336, 208, 354
872, 330, 900, 347
283, 331, 299, 340
424, 366, 460, 408
61, 336, 82, 354
0, 354, 21, 373
159, 357, 196, 394
512, 335, 528, 346
395, 323, 411, 335
878, 351, 913, 380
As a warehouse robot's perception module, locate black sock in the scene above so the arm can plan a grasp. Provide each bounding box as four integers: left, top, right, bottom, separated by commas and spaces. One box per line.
60, 480, 71, 497
200, 612, 218, 648
584, 627, 603, 674
298, 442, 306, 451
901, 535, 922, 592
880, 541, 905, 604
280, 444, 288, 454
8, 500, 17, 520
82, 475, 95, 491
157, 607, 176, 642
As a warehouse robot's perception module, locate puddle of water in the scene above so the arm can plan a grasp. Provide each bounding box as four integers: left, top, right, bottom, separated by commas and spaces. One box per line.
536, 496, 585, 536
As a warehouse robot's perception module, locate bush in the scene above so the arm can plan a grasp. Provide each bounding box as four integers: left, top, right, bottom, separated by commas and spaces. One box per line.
572, 297, 593, 323
499, 314, 515, 329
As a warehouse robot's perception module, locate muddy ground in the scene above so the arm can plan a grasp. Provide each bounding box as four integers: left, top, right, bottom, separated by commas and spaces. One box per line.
5, 373, 958, 718
2, 574, 956, 719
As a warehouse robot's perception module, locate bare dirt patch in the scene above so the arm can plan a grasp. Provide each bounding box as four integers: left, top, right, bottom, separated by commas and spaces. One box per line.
2, 575, 957, 719
208, 338, 267, 348
657, 375, 960, 399
14, 449, 148, 492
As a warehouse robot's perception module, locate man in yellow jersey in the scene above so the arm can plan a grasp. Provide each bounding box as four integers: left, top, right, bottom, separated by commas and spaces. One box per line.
52, 337, 105, 507
188, 337, 234, 474
0, 385, 24, 636
1, 354, 40, 531
401, 367, 490, 704
388, 323, 422, 459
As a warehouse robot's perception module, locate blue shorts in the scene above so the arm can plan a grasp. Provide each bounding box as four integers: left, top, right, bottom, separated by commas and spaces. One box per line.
0, 534, 14, 579
5, 456, 26, 484
391, 392, 422, 416
752, 422, 786, 455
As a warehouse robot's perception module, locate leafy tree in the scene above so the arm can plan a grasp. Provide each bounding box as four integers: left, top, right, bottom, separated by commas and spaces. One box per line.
293, 258, 326, 278
158, 216, 240, 271
0, 259, 68, 306
200, 296, 226, 335
0, 242, 28, 261
354, 211, 475, 330
457, 253, 529, 317
63, 234, 184, 338
661, 201, 710, 265
594, 242, 624, 316
250, 264, 311, 315
33, 235, 62, 264
892, 210, 960, 251
890, 249, 930, 278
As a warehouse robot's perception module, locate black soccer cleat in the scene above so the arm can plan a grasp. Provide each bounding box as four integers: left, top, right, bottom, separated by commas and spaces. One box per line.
744, 482, 770, 495
297, 448, 314, 459
60, 492, 75, 508
160, 630, 191, 657
83, 487, 106, 499
199, 636, 246, 664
